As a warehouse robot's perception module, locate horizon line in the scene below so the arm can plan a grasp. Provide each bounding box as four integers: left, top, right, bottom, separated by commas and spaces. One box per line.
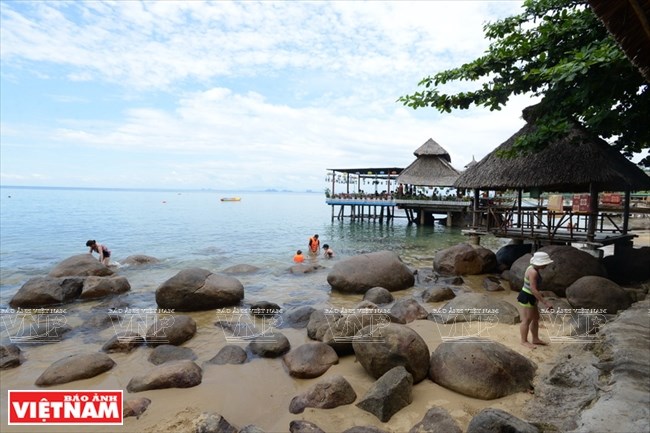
0, 185, 320, 193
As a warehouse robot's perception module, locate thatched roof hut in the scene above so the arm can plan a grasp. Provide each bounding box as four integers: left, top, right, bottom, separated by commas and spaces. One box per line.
397, 138, 460, 187
455, 118, 650, 193
588, 0, 650, 82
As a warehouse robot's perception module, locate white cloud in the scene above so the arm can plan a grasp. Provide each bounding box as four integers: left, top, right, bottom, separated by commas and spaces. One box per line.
0, 0, 531, 190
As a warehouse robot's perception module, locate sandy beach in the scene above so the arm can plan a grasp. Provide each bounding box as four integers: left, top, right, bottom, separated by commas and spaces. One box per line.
2, 228, 648, 432
1, 276, 568, 433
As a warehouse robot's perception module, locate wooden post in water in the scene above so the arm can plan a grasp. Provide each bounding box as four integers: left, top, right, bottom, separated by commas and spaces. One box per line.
587, 182, 599, 242
472, 189, 480, 227
623, 189, 631, 234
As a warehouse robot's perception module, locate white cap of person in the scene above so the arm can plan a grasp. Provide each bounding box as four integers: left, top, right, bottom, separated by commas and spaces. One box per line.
530, 251, 553, 266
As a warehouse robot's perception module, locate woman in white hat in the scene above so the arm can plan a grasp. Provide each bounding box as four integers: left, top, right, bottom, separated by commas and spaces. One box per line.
517, 251, 554, 348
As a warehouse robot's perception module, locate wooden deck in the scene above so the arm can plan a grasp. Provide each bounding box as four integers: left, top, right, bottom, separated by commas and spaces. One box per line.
325, 198, 472, 225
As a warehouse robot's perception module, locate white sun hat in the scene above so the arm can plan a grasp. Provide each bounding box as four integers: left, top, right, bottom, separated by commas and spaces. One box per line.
530, 251, 554, 266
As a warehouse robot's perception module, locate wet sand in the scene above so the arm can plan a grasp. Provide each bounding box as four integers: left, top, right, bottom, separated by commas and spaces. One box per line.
3, 229, 647, 432
1, 278, 566, 433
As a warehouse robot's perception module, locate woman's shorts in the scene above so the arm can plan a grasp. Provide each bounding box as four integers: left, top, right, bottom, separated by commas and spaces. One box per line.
517, 291, 536, 308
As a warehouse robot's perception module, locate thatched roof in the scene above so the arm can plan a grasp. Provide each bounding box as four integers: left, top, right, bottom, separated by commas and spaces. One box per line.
455, 120, 650, 192
398, 139, 459, 187
588, 0, 650, 82
464, 156, 478, 170
413, 138, 451, 162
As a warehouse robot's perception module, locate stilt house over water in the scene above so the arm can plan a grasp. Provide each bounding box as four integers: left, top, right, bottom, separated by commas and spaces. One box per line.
455, 105, 650, 255
397, 138, 460, 188
396, 138, 468, 225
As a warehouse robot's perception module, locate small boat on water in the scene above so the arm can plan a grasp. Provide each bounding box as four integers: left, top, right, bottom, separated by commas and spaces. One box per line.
220, 197, 241, 202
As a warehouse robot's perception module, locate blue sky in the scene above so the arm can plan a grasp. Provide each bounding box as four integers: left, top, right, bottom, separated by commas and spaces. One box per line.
1, 0, 539, 191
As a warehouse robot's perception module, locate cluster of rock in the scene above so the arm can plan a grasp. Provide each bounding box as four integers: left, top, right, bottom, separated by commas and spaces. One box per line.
2, 242, 647, 430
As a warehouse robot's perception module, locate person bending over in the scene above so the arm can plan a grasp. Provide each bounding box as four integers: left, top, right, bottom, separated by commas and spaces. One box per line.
86, 239, 111, 266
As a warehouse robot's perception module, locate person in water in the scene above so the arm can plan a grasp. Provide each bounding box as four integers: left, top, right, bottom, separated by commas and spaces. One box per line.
293, 250, 305, 263
322, 244, 334, 258
518, 251, 554, 349
86, 240, 111, 266
308, 234, 320, 256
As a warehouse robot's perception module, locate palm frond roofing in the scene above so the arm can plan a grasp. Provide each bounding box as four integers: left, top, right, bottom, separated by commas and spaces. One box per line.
398, 138, 460, 187
454, 119, 650, 192
588, 0, 650, 82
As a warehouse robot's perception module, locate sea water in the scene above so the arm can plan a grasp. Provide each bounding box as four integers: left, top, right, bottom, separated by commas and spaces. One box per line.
0, 186, 506, 308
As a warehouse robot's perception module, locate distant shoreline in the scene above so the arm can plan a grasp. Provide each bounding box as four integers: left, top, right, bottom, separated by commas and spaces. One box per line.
0, 185, 320, 194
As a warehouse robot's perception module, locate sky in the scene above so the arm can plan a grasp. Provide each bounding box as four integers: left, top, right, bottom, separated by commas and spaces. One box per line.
0, 0, 540, 192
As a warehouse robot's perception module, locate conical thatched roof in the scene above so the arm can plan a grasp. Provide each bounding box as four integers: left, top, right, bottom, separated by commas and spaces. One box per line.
464, 156, 478, 170
455, 120, 650, 192
398, 139, 459, 187
414, 138, 451, 162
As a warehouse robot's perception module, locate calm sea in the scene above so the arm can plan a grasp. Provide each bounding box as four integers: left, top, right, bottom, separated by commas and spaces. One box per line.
0, 187, 505, 308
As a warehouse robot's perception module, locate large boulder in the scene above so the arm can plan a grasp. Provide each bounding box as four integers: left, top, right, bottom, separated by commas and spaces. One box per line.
467, 408, 539, 433
126, 359, 202, 392
122, 255, 160, 266
102, 331, 144, 353
429, 339, 536, 400
433, 243, 497, 276
356, 366, 413, 422
196, 413, 238, 433
148, 344, 197, 365
248, 331, 290, 358
280, 306, 316, 329
428, 293, 520, 325
409, 406, 462, 433
566, 276, 633, 315
48, 254, 113, 277
320, 309, 391, 355
352, 323, 430, 384
282, 342, 339, 378
123, 397, 152, 419
206, 345, 248, 365
506, 246, 607, 297
80, 276, 131, 299
0, 344, 24, 369
327, 251, 414, 293
289, 375, 357, 414
290, 421, 326, 433
602, 246, 650, 284
496, 243, 533, 271
221, 264, 261, 274
9, 277, 84, 308
389, 298, 428, 324
155, 268, 244, 311
146, 314, 196, 346
363, 287, 394, 305
35, 353, 115, 386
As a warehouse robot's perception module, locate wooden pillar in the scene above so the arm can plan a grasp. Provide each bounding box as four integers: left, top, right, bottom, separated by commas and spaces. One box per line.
623, 189, 631, 234
447, 211, 453, 227
472, 189, 480, 227
346, 173, 350, 195
331, 204, 335, 222
517, 189, 523, 228
331, 170, 336, 197
587, 182, 599, 242
419, 210, 425, 225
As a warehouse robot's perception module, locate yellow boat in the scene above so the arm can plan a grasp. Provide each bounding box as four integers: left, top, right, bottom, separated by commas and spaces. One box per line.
220, 197, 241, 202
